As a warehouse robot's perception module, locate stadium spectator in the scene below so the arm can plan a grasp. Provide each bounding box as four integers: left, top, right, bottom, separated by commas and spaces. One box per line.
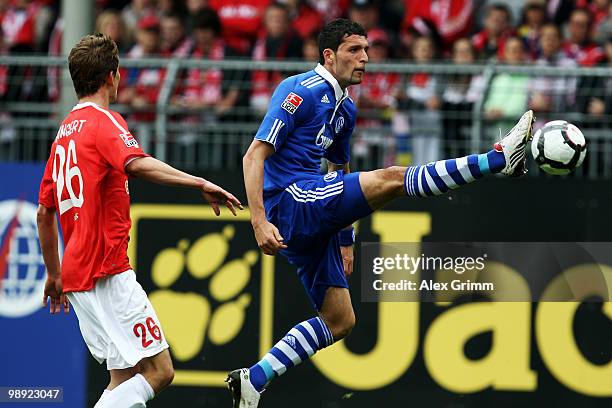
472, 3, 514, 60
284, 0, 323, 40
442, 38, 485, 157
483, 36, 530, 131
397, 35, 442, 165
121, 0, 157, 42
185, 0, 208, 34
350, 28, 400, 167
563, 8, 605, 66
174, 8, 245, 121
46, 16, 61, 102
0, 27, 6, 98
306, 0, 350, 23
301, 32, 319, 61
160, 12, 193, 57
210, 0, 270, 54
250, 2, 302, 116
159, 0, 187, 15
2, 0, 36, 52
0, 27, 15, 148
529, 23, 577, 126
518, 2, 547, 59
352, 28, 399, 124
595, 2, 612, 43
576, 35, 612, 127
96, 10, 130, 54
119, 15, 164, 133
348, 0, 381, 31
583, 0, 610, 28
402, 0, 474, 50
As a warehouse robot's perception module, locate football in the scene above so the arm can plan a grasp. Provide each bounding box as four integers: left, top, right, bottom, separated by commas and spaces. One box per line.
530, 120, 587, 175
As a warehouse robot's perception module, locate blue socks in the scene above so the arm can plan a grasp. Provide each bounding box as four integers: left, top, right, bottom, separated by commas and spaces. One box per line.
249, 317, 333, 392
405, 150, 505, 198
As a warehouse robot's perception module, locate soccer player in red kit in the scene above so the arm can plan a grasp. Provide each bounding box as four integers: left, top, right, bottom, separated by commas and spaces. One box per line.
37, 33, 242, 408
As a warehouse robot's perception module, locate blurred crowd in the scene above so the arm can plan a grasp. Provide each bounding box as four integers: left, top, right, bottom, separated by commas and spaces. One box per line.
2, 0, 612, 166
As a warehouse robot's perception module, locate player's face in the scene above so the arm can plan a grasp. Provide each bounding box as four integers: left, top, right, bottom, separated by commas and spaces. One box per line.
334, 35, 369, 87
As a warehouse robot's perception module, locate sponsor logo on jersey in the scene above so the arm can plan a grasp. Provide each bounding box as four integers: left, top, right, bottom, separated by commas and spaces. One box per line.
335, 116, 345, 133
120, 132, 139, 148
315, 125, 334, 149
281, 92, 303, 114
321, 94, 330, 104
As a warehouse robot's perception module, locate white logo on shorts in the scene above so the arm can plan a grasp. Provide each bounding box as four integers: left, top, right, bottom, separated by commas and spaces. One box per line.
324, 171, 338, 182
0, 200, 63, 318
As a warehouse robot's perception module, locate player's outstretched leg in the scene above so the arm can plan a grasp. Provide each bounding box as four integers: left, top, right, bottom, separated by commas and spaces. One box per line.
360, 110, 535, 210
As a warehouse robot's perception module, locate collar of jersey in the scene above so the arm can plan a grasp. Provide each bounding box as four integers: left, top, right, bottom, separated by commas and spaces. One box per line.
71, 101, 103, 112
314, 64, 348, 101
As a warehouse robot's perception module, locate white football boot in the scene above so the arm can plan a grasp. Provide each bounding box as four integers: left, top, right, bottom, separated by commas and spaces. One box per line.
494, 110, 536, 177
226, 368, 261, 408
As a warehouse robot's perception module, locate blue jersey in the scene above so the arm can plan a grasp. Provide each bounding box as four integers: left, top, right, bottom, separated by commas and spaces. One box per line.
254, 64, 357, 211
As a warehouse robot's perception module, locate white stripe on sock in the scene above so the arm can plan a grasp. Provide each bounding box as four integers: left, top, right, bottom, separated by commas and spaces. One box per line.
289, 328, 315, 356
302, 321, 320, 348
424, 167, 441, 195
417, 167, 426, 197
265, 353, 287, 375
435, 161, 458, 189
456, 156, 475, 182
277, 341, 303, 365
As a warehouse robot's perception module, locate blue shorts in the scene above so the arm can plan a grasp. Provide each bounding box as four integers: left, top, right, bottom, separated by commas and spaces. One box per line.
269, 171, 372, 310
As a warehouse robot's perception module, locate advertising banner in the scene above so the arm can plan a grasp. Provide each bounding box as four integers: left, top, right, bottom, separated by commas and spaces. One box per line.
0, 162, 87, 408
82, 174, 612, 407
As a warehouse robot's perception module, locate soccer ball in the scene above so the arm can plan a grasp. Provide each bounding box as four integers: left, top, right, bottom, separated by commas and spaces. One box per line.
530, 120, 587, 175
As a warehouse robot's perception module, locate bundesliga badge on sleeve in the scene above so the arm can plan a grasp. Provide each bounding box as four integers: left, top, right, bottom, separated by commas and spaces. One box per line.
281, 92, 303, 114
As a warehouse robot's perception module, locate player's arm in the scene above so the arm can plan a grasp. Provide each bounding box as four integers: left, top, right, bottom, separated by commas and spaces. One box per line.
326, 117, 356, 276
327, 160, 356, 277
126, 156, 242, 216
243, 140, 287, 255
37, 205, 68, 314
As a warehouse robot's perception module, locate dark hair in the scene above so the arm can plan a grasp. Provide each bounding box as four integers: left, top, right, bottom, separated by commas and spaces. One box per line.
193, 7, 221, 35
68, 33, 119, 98
267, 1, 289, 14
162, 11, 184, 24
520, 3, 547, 26
318, 18, 367, 64
487, 3, 512, 22
570, 7, 593, 24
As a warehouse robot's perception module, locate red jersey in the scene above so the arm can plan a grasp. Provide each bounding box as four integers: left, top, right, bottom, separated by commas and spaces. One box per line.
38, 102, 148, 292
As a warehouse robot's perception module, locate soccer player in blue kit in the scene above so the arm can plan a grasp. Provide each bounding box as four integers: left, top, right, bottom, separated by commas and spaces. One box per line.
227, 19, 535, 407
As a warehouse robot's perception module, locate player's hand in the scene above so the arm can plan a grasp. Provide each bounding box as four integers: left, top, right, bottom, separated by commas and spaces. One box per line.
341, 245, 354, 277
253, 220, 287, 255
42, 277, 69, 314
200, 180, 244, 216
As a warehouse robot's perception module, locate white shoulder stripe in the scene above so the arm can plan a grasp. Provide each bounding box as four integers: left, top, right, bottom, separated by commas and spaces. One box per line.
89, 104, 129, 135
305, 79, 325, 89
300, 75, 322, 86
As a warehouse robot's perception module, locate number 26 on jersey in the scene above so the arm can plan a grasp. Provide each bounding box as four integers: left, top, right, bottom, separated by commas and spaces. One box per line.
52, 140, 84, 215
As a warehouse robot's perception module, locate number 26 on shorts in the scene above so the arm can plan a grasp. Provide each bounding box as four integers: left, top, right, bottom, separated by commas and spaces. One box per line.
133, 317, 162, 348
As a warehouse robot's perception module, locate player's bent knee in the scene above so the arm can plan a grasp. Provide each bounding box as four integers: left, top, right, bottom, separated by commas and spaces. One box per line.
141, 351, 175, 392
324, 309, 356, 342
